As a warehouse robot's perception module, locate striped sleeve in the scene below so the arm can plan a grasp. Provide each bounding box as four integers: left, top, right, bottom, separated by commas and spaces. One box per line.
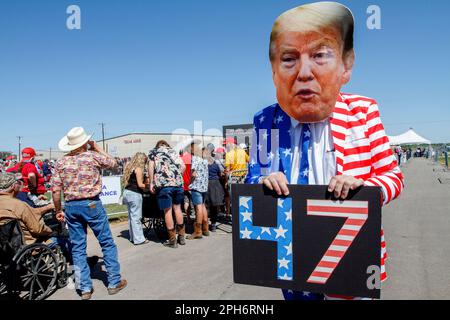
363, 102, 404, 205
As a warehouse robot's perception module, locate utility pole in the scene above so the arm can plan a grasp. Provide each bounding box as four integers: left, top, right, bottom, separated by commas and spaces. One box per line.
49, 147, 52, 160
100, 123, 106, 150
17, 136, 22, 161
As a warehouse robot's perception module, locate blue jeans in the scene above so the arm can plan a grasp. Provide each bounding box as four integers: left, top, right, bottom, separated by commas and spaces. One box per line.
64, 199, 122, 293
123, 189, 146, 244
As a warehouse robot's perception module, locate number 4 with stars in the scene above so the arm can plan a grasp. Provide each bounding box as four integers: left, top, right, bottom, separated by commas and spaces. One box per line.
239, 196, 293, 281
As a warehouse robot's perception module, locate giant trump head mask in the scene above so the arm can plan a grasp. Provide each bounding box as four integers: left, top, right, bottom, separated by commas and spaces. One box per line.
270, 1, 355, 123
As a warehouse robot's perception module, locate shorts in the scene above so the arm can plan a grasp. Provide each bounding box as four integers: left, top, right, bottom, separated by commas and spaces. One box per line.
156, 187, 184, 210
191, 190, 207, 206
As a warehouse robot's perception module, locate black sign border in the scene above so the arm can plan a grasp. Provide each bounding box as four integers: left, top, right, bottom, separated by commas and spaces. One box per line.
232, 184, 382, 299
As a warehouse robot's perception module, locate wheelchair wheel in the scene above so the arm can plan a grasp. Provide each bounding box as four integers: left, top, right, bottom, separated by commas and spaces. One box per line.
141, 217, 153, 238
0, 266, 7, 295
13, 244, 58, 300
54, 247, 69, 289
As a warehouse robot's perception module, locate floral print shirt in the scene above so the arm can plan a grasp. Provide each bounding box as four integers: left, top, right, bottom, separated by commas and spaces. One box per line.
51, 151, 117, 201
189, 156, 208, 193
149, 147, 184, 189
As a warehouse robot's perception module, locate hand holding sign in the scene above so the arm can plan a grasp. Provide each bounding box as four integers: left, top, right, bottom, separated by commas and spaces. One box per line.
327, 175, 365, 199
263, 173, 364, 200
261, 172, 290, 196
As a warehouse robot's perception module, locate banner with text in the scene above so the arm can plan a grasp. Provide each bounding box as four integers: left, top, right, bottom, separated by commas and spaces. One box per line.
100, 176, 122, 205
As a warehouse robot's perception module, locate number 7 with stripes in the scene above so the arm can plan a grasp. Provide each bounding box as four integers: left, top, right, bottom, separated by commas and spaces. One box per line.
306, 200, 369, 285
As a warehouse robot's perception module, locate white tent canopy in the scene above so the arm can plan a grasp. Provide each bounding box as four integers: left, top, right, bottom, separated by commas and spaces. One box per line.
388, 128, 431, 145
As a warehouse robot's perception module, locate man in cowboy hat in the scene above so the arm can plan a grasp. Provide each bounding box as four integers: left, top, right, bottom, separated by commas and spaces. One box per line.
0, 172, 53, 244
51, 127, 127, 300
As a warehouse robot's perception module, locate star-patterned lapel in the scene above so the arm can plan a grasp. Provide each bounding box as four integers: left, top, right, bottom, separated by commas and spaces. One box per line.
272, 106, 293, 182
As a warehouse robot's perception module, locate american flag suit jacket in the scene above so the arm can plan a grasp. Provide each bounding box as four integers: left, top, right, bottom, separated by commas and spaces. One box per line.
245, 93, 405, 281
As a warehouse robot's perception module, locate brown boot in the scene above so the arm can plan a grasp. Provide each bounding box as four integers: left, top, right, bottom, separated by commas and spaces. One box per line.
202, 221, 210, 237
176, 224, 186, 245
163, 228, 178, 248
187, 223, 203, 240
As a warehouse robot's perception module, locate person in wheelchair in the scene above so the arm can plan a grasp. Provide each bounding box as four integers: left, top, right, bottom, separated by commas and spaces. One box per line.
0, 173, 98, 268
0, 172, 71, 300
0, 173, 53, 244
0, 172, 69, 256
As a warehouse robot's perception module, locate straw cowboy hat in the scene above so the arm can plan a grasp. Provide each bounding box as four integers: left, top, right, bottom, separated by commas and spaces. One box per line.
58, 127, 92, 152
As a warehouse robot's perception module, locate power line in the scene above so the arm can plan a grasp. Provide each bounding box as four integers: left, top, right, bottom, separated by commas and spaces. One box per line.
100, 123, 106, 150
17, 136, 22, 161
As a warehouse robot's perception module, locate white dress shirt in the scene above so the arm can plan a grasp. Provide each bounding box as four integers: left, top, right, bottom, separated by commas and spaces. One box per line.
289, 118, 337, 185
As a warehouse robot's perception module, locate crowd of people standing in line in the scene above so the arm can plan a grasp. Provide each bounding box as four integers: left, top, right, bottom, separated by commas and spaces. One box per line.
392, 146, 435, 166
121, 137, 250, 248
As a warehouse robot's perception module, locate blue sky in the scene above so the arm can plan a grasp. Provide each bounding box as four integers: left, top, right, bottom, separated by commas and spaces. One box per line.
1, 0, 449, 153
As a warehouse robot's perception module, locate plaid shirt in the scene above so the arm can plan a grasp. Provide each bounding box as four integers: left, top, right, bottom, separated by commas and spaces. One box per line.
51, 151, 117, 201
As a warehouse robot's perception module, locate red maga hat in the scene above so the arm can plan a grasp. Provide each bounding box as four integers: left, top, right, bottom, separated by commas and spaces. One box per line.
21, 147, 36, 161
223, 137, 237, 145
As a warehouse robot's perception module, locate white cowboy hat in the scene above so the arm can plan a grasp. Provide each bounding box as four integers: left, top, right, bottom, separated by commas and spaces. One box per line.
58, 127, 92, 152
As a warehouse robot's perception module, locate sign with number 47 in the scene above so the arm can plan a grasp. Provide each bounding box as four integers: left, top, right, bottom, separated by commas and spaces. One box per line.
232, 184, 382, 299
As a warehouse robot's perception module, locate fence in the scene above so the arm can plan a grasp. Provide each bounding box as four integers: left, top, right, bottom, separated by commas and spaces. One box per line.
433, 145, 449, 169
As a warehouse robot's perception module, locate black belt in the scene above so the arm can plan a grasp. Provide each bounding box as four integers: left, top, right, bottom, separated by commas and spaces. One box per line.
66, 195, 100, 203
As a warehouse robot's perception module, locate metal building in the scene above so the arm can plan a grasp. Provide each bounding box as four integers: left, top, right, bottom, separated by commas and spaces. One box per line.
99, 132, 223, 158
